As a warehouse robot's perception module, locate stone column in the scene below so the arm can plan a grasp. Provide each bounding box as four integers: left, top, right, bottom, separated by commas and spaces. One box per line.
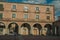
18, 26, 21, 35
30, 26, 32, 35
5, 25, 9, 35
3, 28, 6, 35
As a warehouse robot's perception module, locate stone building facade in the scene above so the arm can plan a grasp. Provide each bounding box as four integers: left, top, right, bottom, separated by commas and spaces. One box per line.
0, 2, 55, 36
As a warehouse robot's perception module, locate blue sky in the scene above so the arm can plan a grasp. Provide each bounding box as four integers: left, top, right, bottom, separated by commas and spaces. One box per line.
5, 0, 60, 20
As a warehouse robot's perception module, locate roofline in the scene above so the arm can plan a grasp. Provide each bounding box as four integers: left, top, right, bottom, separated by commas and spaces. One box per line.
0, 1, 54, 6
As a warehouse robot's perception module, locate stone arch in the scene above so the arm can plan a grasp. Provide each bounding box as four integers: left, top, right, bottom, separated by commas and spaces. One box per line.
8, 22, 18, 35
44, 24, 52, 36
33, 23, 42, 35
21, 23, 31, 35
0, 22, 5, 35
0, 22, 5, 28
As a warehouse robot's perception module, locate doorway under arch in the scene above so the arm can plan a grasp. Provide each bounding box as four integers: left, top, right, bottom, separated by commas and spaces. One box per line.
0, 22, 5, 35
21, 23, 31, 35
8, 22, 18, 35
33, 23, 42, 35
44, 24, 52, 36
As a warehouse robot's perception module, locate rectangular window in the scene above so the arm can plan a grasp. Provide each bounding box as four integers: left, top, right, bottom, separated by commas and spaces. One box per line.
24, 14, 28, 19
24, 6, 28, 12
0, 4, 4, 11
36, 7, 39, 11
24, 6, 28, 11
0, 13, 3, 19
36, 15, 39, 19
12, 5, 16, 10
35, 7, 40, 13
46, 8, 50, 14
46, 8, 50, 11
47, 16, 50, 20
12, 14, 16, 18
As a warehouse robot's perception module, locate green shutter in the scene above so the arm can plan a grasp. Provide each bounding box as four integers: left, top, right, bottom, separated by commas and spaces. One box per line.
0, 13, 3, 19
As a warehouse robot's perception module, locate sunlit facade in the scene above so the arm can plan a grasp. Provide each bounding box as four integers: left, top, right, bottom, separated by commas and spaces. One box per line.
0, 2, 55, 36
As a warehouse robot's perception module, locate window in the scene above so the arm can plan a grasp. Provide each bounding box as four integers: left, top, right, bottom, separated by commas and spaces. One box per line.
46, 8, 50, 11
24, 6, 28, 11
0, 13, 3, 19
12, 5, 16, 10
35, 7, 40, 13
36, 7, 39, 11
36, 15, 39, 19
47, 16, 50, 20
0, 4, 4, 11
46, 8, 50, 14
12, 13, 16, 18
24, 14, 28, 19
0, 4, 3, 8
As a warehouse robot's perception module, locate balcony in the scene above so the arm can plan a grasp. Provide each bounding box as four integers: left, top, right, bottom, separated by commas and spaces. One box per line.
35, 10, 40, 13
11, 9, 17, 12
0, 18, 53, 23
24, 10, 28, 13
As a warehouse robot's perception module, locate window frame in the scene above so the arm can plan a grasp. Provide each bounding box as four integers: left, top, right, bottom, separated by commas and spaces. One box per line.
35, 7, 40, 11
46, 8, 50, 11
12, 13, 16, 18
24, 6, 28, 11
46, 16, 50, 20
36, 15, 39, 19
24, 14, 28, 19
12, 5, 16, 10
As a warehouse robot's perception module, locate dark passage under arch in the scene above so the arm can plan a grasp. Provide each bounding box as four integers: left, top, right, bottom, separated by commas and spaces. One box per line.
21, 23, 31, 35
33, 23, 42, 35
0, 22, 5, 28
0, 22, 5, 34
8, 22, 18, 35
44, 24, 52, 36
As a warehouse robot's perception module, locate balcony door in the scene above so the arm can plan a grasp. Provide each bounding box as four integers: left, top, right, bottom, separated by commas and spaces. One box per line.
0, 13, 3, 19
